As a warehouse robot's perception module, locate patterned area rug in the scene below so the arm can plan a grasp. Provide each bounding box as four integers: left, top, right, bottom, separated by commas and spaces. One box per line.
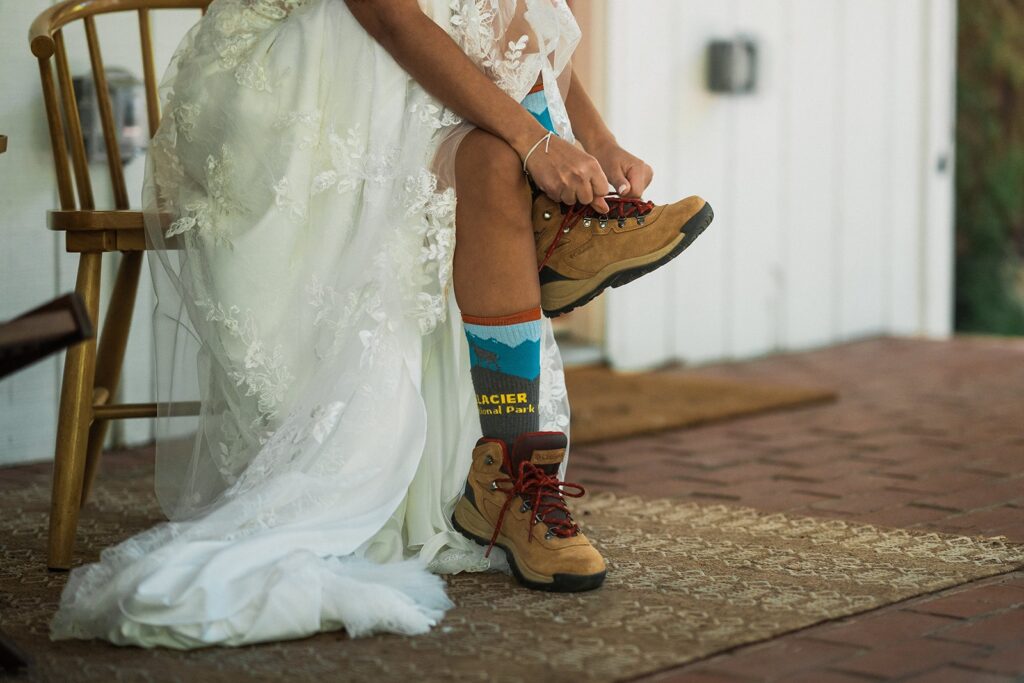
2, 458, 1022, 683
566, 366, 837, 444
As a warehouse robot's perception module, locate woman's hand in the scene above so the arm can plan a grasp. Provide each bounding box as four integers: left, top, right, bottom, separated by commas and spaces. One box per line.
524, 135, 611, 213
588, 141, 654, 199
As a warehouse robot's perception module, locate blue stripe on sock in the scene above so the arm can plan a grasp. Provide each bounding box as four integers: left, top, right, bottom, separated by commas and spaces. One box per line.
464, 319, 541, 382
463, 319, 541, 345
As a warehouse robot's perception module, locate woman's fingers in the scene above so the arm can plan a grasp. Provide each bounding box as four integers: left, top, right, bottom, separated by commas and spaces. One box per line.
606, 167, 630, 197
527, 136, 614, 212
576, 183, 594, 208
589, 175, 610, 213
586, 162, 611, 213
623, 162, 653, 198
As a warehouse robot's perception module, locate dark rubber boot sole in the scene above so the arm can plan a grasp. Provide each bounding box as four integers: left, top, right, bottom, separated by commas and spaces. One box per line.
451, 508, 606, 593
541, 201, 715, 318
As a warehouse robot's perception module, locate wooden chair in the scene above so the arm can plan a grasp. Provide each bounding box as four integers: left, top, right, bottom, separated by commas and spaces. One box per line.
29, 0, 210, 570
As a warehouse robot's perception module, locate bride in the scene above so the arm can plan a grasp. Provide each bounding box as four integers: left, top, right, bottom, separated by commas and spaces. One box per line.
50, 0, 710, 648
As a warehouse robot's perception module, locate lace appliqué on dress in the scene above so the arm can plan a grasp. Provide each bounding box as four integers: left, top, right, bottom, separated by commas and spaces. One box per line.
272, 177, 308, 221
195, 299, 296, 421
164, 145, 244, 247
409, 103, 463, 130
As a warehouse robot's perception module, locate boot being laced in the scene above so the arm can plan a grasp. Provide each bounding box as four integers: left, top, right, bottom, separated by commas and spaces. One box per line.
538, 195, 656, 271
532, 190, 713, 317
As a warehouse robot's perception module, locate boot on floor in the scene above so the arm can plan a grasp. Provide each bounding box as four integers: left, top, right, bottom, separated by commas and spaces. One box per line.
452, 431, 606, 592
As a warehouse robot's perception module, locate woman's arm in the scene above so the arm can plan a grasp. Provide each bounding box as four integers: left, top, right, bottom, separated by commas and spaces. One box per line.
344, 0, 610, 211
563, 70, 615, 153
564, 70, 654, 198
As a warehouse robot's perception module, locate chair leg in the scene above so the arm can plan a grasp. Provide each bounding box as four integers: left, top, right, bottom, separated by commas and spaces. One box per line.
80, 251, 143, 507
48, 252, 102, 571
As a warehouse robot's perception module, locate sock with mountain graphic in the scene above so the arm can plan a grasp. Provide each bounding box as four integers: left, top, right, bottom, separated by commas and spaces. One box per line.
462, 307, 542, 445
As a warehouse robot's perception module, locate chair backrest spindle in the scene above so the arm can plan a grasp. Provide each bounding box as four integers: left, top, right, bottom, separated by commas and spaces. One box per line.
83, 16, 129, 210
138, 9, 161, 138
53, 30, 95, 211
37, 58, 77, 211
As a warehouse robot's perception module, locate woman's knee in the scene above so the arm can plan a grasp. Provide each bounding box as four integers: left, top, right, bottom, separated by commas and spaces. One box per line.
456, 130, 526, 188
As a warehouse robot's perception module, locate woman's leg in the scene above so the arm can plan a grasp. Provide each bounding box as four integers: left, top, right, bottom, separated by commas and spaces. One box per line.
453, 129, 539, 317
453, 129, 542, 447
450, 133, 607, 590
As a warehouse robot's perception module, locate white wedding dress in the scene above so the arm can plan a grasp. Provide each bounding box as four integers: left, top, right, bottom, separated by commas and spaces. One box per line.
50, 0, 580, 648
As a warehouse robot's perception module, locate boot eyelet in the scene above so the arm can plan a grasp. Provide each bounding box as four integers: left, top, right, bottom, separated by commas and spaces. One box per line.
617, 217, 626, 228
489, 481, 499, 491
534, 513, 543, 523
544, 530, 555, 540
543, 210, 553, 220
598, 219, 608, 230
484, 455, 494, 466
561, 225, 571, 234
583, 218, 592, 228
636, 216, 646, 226
519, 502, 529, 513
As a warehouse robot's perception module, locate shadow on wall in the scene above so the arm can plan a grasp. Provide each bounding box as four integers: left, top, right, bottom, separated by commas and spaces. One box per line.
955, 0, 1024, 335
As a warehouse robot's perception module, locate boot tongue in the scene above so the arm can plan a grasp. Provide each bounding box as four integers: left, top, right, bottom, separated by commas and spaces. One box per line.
511, 432, 567, 476
509, 432, 574, 530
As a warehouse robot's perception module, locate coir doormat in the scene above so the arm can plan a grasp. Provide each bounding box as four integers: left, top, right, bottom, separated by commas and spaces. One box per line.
566, 365, 837, 444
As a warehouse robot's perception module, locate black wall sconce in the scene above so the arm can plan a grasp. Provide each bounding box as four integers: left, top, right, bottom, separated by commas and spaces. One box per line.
707, 38, 759, 94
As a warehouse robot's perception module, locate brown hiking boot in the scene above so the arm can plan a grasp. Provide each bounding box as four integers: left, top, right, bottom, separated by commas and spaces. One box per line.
533, 192, 714, 317
451, 432, 606, 592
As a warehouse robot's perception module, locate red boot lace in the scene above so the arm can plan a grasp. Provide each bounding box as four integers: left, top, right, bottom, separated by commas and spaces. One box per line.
485, 459, 586, 558
538, 195, 656, 272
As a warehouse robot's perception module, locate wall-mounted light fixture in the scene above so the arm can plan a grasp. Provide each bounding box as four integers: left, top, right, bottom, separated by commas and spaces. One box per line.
707, 38, 759, 95
72, 67, 148, 165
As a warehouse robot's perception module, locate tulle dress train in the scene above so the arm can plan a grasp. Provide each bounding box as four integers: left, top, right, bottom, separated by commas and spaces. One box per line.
49, 0, 582, 648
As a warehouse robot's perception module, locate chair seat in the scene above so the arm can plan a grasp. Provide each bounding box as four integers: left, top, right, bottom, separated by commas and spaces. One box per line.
48, 209, 146, 230
48, 210, 177, 252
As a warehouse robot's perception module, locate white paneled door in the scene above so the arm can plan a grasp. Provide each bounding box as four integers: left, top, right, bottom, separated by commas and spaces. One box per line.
602, 0, 957, 369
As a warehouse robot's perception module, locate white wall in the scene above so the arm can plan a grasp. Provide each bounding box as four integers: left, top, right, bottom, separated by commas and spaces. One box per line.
0, 0, 959, 463
602, 0, 957, 369
0, 1, 202, 465
0, 1, 63, 467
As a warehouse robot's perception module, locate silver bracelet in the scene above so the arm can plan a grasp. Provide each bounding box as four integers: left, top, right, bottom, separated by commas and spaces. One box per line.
522, 131, 554, 173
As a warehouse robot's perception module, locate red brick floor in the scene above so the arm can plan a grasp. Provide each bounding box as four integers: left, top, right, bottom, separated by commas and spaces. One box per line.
567, 335, 1024, 682
6, 336, 1021, 681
